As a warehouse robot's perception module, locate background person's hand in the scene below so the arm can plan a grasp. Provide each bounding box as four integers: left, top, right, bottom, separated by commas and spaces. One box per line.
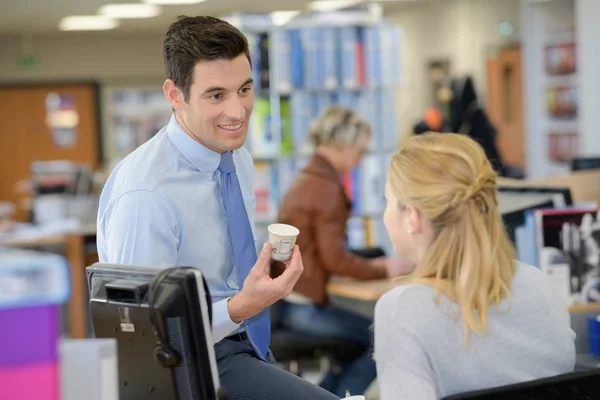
228, 242, 304, 322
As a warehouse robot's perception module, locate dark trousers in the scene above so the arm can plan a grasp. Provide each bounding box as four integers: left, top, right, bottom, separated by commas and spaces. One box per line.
215, 335, 339, 400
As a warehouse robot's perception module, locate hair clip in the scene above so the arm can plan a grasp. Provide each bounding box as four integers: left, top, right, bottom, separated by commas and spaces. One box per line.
477, 197, 489, 214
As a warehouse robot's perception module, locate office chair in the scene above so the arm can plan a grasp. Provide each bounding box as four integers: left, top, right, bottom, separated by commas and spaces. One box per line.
442, 368, 600, 399
269, 246, 384, 376
269, 303, 365, 376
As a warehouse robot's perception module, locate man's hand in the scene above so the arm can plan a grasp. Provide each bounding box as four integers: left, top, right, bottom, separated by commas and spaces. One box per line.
228, 242, 304, 323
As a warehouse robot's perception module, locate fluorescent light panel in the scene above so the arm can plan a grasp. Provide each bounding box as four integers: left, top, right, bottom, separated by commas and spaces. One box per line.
98, 3, 161, 19
142, 0, 208, 4
308, 0, 364, 12
270, 10, 301, 26
59, 16, 119, 31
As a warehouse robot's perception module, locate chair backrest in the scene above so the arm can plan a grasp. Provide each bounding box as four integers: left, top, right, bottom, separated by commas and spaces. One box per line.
442, 369, 600, 400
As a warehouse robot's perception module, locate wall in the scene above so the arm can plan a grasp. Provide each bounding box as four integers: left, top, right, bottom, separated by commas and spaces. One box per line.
0, 1, 523, 163
520, 0, 600, 179
522, 0, 578, 179
0, 33, 165, 85
387, 0, 521, 126
0, 33, 167, 167
0, 0, 523, 129
575, 0, 600, 158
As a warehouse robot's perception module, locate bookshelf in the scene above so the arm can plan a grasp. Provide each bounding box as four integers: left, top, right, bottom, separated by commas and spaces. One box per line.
227, 4, 404, 255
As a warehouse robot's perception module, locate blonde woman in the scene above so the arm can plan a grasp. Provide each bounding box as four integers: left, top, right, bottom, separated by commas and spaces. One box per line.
375, 132, 576, 399
272, 106, 413, 397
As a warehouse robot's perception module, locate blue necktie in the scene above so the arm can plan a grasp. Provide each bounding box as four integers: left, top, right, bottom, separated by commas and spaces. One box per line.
218, 151, 270, 361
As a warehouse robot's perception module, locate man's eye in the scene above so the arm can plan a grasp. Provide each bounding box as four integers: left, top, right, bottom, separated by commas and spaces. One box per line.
240, 86, 252, 94
211, 93, 223, 100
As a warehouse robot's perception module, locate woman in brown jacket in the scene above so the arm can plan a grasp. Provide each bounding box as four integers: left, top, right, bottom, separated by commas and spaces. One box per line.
272, 106, 413, 397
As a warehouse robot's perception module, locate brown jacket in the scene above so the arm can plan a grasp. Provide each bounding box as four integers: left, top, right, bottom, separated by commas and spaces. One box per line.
272, 154, 387, 304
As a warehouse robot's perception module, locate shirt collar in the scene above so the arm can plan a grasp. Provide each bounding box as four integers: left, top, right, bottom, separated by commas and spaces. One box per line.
166, 114, 221, 178
305, 153, 341, 184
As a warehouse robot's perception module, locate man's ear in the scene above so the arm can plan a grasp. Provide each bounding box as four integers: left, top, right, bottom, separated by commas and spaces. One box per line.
163, 79, 183, 111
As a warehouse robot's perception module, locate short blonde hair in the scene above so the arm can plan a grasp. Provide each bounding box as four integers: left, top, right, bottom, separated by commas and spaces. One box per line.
309, 106, 371, 148
388, 132, 516, 346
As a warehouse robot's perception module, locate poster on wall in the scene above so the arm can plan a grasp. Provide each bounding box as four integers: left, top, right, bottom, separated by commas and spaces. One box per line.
548, 131, 578, 163
546, 85, 578, 119
545, 42, 576, 75
107, 89, 172, 155
45, 93, 79, 148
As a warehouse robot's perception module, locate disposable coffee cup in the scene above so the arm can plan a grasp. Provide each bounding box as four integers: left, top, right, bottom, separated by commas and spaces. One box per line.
268, 223, 300, 262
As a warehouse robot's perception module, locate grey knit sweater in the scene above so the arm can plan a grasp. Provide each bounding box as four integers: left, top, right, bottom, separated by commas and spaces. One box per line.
374, 262, 576, 399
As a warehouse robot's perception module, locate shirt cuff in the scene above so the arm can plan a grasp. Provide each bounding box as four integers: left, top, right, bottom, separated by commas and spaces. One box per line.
211, 297, 241, 344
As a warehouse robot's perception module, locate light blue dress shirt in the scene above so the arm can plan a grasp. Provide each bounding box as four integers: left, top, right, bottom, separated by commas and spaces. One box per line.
97, 115, 257, 343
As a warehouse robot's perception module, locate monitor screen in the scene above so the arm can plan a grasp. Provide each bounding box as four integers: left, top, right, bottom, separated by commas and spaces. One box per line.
498, 186, 573, 208
497, 190, 559, 245
86, 263, 220, 400
571, 157, 600, 172
497, 186, 573, 245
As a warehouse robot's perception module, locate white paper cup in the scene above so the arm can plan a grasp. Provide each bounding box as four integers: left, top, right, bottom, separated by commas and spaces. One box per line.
342, 396, 365, 400
268, 223, 300, 261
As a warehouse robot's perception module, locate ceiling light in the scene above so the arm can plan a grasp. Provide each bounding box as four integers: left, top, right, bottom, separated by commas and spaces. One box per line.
59, 16, 119, 31
270, 11, 301, 26
98, 3, 161, 19
308, 0, 364, 12
142, 0, 208, 4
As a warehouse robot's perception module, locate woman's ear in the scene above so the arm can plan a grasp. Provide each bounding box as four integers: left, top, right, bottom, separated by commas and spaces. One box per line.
406, 205, 421, 234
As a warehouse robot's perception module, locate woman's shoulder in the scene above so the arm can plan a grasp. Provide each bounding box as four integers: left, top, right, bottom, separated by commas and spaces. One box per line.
379, 282, 435, 301
510, 261, 566, 304
279, 173, 346, 221
375, 283, 440, 323
512, 261, 556, 290
283, 170, 346, 210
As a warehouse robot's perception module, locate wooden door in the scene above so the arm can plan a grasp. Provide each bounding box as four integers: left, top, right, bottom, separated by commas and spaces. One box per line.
487, 46, 525, 169
0, 84, 99, 221
0, 88, 28, 221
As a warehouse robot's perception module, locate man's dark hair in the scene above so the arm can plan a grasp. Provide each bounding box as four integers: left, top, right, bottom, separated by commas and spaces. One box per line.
163, 16, 251, 102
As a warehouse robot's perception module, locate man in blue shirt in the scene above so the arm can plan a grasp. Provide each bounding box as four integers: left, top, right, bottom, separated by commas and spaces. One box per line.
97, 15, 338, 400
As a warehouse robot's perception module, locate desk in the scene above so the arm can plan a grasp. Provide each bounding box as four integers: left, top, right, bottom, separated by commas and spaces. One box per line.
327, 276, 600, 313
326, 277, 391, 318
1, 224, 97, 339
327, 277, 393, 302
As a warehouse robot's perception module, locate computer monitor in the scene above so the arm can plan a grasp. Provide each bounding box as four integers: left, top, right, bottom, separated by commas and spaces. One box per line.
497, 191, 557, 245
497, 185, 573, 245
571, 156, 600, 172
86, 263, 221, 400
497, 185, 573, 208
